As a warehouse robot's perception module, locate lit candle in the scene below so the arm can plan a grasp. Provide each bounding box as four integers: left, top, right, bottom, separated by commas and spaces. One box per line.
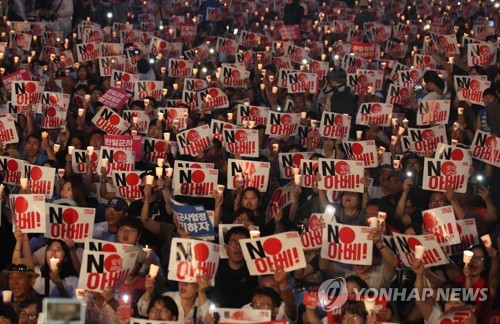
87, 146, 94, 156
227, 113, 233, 121
20, 178, 28, 189
402, 118, 409, 128
149, 264, 160, 278
78, 108, 84, 116
49, 257, 59, 271
41, 131, 48, 139
156, 167, 163, 177
166, 167, 173, 177
145, 175, 154, 185
164, 132, 171, 142
143, 245, 152, 257
53, 144, 60, 153
158, 112, 164, 121
68, 146, 74, 155
217, 184, 225, 195
272, 86, 278, 93
250, 230, 261, 238
157, 158, 164, 167
101, 158, 108, 168
294, 174, 302, 185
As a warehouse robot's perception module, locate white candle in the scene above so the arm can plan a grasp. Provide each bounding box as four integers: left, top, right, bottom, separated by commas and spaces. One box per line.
458, 107, 464, 115
155, 167, 163, 177
217, 184, 225, 195
2, 291, 12, 303
53, 144, 60, 153
158, 112, 164, 121
301, 112, 307, 119
363, 298, 376, 313
392, 118, 398, 126
78, 108, 84, 116
403, 118, 409, 128
166, 168, 173, 177
144, 99, 150, 106
149, 264, 160, 278
49, 257, 59, 271
481, 234, 492, 248
143, 245, 152, 257
164, 133, 171, 142
20, 178, 28, 189
101, 158, 108, 168
227, 113, 233, 121
367, 217, 378, 228
132, 116, 139, 124
391, 135, 398, 145
451, 139, 458, 146
398, 127, 406, 136
294, 174, 302, 185
145, 175, 154, 185
393, 159, 400, 169
68, 146, 74, 155
248, 121, 255, 129
463, 250, 474, 264
41, 131, 48, 139
250, 230, 261, 238
356, 130, 363, 139
157, 158, 164, 167
87, 146, 94, 156
414, 245, 425, 259
272, 86, 278, 93
84, 94, 91, 102
272, 143, 279, 152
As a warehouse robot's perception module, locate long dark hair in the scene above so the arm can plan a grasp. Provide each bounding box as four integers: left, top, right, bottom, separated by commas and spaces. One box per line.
41, 239, 78, 279
64, 176, 88, 207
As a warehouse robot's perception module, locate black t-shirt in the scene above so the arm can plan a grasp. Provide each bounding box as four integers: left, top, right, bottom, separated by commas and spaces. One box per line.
208, 259, 258, 308
127, 197, 172, 247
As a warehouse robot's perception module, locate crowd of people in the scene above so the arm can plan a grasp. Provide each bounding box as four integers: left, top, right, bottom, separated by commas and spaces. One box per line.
0, 0, 499, 323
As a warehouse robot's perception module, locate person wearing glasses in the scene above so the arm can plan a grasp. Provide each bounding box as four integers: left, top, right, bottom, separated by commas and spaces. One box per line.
208, 226, 258, 308
18, 296, 42, 324
339, 301, 376, 324
146, 295, 178, 321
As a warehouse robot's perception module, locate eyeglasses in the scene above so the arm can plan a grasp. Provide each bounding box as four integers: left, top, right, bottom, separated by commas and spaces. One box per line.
342, 314, 361, 322
228, 240, 241, 249
119, 227, 138, 234
430, 199, 448, 206
251, 302, 274, 309
47, 249, 64, 256
20, 311, 38, 320
472, 255, 485, 262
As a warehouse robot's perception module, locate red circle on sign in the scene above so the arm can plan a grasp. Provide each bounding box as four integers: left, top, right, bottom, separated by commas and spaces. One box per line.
339, 227, 355, 244
62, 208, 79, 224
7, 160, 18, 171
470, 79, 480, 91
441, 319, 453, 324
421, 129, 434, 141
159, 41, 167, 49
400, 88, 409, 97
102, 243, 117, 252
104, 254, 122, 272
231, 70, 241, 78
25, 82, 36, 93
31, 166, 43, 181
114, 151, 127, 163
192, 170, 205, 183
351, 143, 363, 155
423, 56, 431, 64
109, 115, 120, 125
423, 212, 437, 229
178, 61, 186, 69
479, 45, 490, 55
280, 114, 292, 125
91, 152, 97, 161
194, 80, 205, 89
146, 82, 156, 91
250, 107, 260, 117
355, 59, 362, 67
309, 215, 321, 231
358, 75, 368, 84
235, 130, 248, 142
407, 237, 422, 251
193, 243, 210, 261
122, 74, 130, 81
263, 237, 282, 255
15, 196, 29, 214
298, 73, 308, 82
371, 104, 382, 114
167, 109, 177, 119
86, 43, 94, 51
154, 141, 166, 152
334, 161, 350, 175
441, 161, 456, 176
292, 154, 303, 166
208, 89, 219, 98
47, 107, 57, 117
191, 163, 201, 168
311, 61, 320, 69
248, 33, 255, 40
410, 70, 419, 79
49, 94, 59, 105
126, 173, 139, 185
334, 115, 344, 126
187, 130, 200, 143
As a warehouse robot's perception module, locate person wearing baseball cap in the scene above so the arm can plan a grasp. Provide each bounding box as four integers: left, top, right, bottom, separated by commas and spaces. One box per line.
326, 68, 357, 116
93, 197, 128, 242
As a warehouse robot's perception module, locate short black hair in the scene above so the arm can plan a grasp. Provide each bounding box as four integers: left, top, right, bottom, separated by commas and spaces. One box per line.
252, 287, 281, 308
224, 226, 250, 244
423, 70, 445, 90
117, 217, 144, 236
483, 87, 498, 98
147, 296, 179, 319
